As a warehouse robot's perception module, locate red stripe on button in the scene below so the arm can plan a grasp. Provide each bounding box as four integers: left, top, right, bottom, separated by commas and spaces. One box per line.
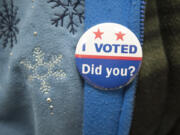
75, 54, 142, 61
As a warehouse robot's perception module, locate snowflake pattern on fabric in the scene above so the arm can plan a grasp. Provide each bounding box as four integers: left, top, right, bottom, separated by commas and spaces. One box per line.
20, 47, 66, 94
0, 0, 20, 48
47, 0, 84, 34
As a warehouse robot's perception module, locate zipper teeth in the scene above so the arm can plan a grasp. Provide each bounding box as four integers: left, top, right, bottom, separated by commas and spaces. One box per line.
140, 0, 146, 45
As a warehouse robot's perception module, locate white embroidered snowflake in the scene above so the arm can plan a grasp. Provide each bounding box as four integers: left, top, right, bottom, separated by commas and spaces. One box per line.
47, 0, 84, 34
20, 47, 66, 94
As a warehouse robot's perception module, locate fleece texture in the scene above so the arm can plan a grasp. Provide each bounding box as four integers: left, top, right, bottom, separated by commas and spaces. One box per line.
157, 0, 180, 134
0, 0, 84, 135
83, 0, 142, 135
130, 0, 180, 135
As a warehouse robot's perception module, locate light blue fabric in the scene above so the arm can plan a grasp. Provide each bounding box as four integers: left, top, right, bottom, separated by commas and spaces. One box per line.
0, 0, 84, 135
83, 0, 141, 135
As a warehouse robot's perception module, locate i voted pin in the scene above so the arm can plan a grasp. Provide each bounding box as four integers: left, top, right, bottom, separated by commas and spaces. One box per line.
75, 23, 143, 90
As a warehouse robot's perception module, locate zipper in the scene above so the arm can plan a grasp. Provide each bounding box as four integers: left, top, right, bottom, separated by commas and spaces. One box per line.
135, 1, 146, 93
140, 0, 146, 45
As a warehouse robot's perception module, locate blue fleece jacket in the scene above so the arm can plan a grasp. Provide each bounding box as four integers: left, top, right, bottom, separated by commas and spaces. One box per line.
0, 0, 84, 135
83, 0, 142, 135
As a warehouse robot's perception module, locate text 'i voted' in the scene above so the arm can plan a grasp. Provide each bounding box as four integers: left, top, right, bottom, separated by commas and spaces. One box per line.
75, 23, 143, 90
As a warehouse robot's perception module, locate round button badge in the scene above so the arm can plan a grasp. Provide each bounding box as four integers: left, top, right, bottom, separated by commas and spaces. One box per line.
75, 23, 143, 90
